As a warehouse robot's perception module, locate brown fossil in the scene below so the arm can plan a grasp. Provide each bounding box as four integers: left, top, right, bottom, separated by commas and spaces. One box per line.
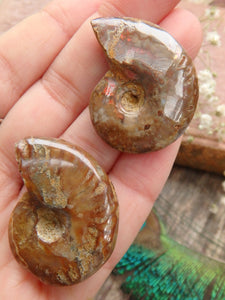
8, 137, 118, 286
89, 17, 199, 153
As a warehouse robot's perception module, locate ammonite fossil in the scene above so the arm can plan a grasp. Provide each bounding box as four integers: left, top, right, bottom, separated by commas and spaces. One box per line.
8, 138, 118, 286
89, 17, 199, 153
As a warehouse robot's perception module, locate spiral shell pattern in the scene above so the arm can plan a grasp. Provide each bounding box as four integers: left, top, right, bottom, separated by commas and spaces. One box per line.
8, 138, 118, 286
89, 17, 199, 153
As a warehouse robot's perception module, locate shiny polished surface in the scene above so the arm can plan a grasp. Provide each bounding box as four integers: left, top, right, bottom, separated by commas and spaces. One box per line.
89, 17, 198, 153
8, 137, 118, 286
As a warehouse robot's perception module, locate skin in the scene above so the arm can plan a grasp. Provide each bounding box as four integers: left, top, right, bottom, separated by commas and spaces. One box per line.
0, 0, 202, 299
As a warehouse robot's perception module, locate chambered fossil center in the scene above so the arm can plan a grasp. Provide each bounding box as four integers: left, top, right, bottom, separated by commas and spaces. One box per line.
36, 209, 66, 244
119, 83, 145, 114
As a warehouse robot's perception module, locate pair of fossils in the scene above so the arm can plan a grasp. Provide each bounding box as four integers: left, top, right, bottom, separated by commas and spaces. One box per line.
8, 17, 198, 286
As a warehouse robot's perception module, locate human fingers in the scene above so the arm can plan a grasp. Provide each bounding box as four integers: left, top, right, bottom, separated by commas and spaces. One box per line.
0, 2, 199, 296
0, 0, 180, 119
0, 0, 180, 181
160, 7, 203, 59
0, 0, 105, 118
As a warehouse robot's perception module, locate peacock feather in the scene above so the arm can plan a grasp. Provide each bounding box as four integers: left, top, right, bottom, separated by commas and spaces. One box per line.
113, 209, 225, 300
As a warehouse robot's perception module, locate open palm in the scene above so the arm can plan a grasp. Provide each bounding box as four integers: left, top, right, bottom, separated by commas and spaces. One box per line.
0, 0, 202, 299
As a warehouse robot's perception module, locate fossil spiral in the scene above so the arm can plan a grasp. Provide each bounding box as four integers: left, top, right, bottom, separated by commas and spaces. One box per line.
8, 137, 118, 286
89, 17, 199, 153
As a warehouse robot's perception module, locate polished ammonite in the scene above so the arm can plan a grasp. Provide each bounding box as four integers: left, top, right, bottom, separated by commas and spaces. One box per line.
8, 138, 118, 286
89, 17, 199, 153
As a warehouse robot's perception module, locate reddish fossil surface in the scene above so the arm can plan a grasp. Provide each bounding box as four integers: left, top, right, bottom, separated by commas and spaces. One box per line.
89, 17, 199, 153
8, 137, 118, 286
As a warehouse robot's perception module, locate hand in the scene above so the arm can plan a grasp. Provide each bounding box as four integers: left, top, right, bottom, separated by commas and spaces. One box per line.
0, 0, 202, 299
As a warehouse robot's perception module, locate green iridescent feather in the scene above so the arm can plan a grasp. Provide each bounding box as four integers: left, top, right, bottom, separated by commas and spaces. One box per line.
113, 210, 225, 300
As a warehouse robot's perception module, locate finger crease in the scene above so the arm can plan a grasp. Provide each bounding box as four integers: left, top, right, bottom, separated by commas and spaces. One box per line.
0, 50, 20, 98
98, 1, 126, 18
41, 68, 85, 113
0, 149, 20, 184
41, 8, 72, 41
